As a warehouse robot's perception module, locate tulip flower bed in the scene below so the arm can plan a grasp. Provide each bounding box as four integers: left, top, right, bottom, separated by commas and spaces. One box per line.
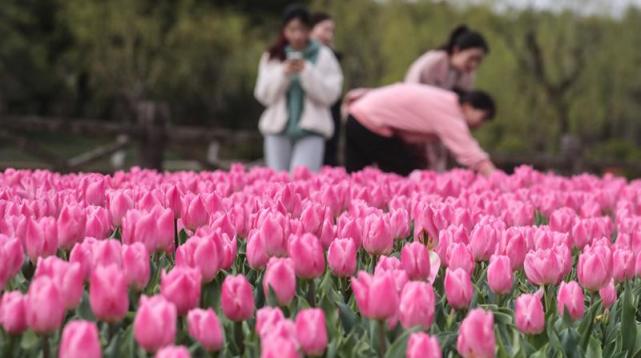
1, 165, 641, 358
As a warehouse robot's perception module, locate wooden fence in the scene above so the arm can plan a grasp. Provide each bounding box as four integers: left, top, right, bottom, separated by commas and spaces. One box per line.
0, 106, 640, 176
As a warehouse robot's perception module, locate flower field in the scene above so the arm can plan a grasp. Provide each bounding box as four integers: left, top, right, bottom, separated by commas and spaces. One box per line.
1, 165, 641, 357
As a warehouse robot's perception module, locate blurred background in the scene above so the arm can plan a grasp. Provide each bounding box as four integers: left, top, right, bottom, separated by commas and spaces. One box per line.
1, 0, 640, 175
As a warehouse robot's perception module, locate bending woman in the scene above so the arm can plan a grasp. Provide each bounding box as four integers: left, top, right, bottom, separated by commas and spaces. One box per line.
405, 25, 489, 171
345, 83, 496, 176
254, 5, 343, 172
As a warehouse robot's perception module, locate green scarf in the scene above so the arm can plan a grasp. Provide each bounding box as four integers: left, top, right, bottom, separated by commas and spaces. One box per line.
284, 40, 321, 139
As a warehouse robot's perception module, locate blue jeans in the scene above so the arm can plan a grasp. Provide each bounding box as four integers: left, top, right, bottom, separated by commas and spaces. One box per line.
264, 135, 325, 172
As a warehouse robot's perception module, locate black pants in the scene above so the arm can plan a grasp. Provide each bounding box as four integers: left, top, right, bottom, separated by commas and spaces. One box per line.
344, 115, 424, 176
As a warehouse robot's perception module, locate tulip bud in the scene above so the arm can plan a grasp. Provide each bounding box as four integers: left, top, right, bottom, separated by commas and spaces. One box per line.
456, 309, 496, 358
221, 274, 255, 321
557, 281, 585, 321
295, 308, 327, 356
160, 267, 201, 315
187, 308, 224, 352
514, 291, 545, 335
59, 321, 102, 358
288, 233, 325, 279
263, 258, 296, 306
327, 238, 357, 277
89, 264, 129, 323
134, 295, 177, 353
444, 268, 473, 310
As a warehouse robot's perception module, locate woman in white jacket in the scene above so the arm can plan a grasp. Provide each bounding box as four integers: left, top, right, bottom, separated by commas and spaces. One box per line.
254, 5, 343, 172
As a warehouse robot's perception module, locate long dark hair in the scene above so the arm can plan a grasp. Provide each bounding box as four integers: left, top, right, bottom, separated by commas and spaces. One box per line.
267, 4, 312, 61
455, 88, 496, 120
439, 25, 490, 55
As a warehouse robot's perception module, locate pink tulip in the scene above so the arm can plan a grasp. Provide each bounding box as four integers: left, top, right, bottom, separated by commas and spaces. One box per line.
337, 216, 363, 247
375, 256, 409, 293
456, 309, 496, 358
85, 206, 111, 240
59, 321, 102, 358
437, 225, 468, 262
487, 255, 513, 295
256, 307, 285, 338
0, 236, 23, 289
164, 185, 182, 219
187, 308, 224, 352
469, 223, 499, 262
69, 238, 96, 280
57, 203, 86, 249
399, 281, 435, 330
91, 239, 123, 268
599, 280, 617, 309
247, 229, 269, 269
351, 271, 399, 320
155, 346, 190, 358
221, 274, 255, 321
107, 190, 134, 226
376, 255, 401, 272
401, 242, 431, 281
444, 268, 473, 310
122, 243, 150, 290
501, 228, 528, 269
176, 236, 219, 282
389, 208, 410, 239
160, 267, 201, 315
154, 206, 175, 253
24, 217, 57, 263
295, 308, 328, 356
263, 258, 296, 306
261, 337, 301, 358
34, 256, 84, 310
577, 244, 612, 290
218, 232, 237, 270
288, 233, 325, 279
262, 318, 297, 343
557, 281, 585, 321
182, 195, 209, 231
446, 242, 475, 275
84, 178, 106, 206
89, 264, 129, 322
26, 276, 65, 334
317, 217, 336, 249
0, 291, 27, 334
134, 295, 177, 353
524, 248, 563, 286
300, 202, 324, 236
549, 207, 577, 233
514, 292, 545, 335
612, 248, 635, 283
259, 213, 289, 258
406, 333, 441, 358
327, 238, 356, 277
362, 214, 393, 256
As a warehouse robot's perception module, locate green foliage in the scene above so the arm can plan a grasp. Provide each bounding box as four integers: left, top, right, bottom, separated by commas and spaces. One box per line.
1, 0, 641, 156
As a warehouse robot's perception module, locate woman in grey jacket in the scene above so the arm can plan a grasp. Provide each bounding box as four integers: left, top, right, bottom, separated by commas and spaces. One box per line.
254, 5, 343, 172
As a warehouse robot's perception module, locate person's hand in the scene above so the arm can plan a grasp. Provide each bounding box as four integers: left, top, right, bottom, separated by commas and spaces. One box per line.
283, 59, 305, 75
477, 160, 496, 177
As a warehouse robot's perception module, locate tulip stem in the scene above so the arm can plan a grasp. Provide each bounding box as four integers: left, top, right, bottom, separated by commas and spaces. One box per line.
307, 280, 316, 307
377, 319, 387, 357
234, 321, 245, 355
41, 335, 50, 358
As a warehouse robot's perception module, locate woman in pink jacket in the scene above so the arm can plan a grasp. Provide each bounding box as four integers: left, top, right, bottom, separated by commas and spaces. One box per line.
405, 25, 489, 171
345, 84, 496, 176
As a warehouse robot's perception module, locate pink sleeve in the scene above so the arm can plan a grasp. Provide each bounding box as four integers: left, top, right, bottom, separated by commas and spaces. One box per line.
405, 52, 444, 85
434, 118, 489, 169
